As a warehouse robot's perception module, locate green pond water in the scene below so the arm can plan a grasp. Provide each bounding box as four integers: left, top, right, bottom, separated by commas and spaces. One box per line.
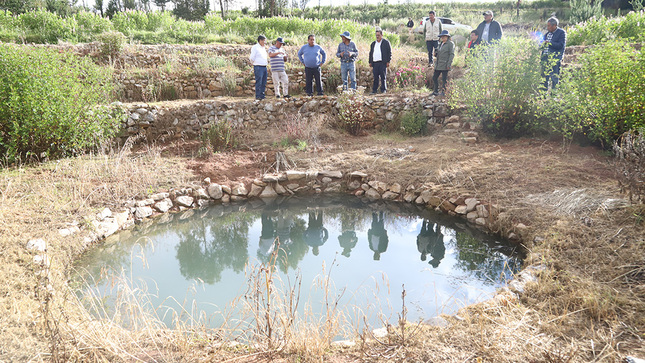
73, 196, 524, 336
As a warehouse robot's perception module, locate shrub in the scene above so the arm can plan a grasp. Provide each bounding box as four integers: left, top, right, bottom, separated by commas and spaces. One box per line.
399, 106, 427, 136
569, 0, 603, 24
201, 118, 237, 152
394, 63, 426, 89
17, 10, 73, 43
448, 38, 543, 138
0, 45, 117, 163
336, 92, 368, 136
96, 31, 127, 58
614, 128, 645, 202
548, 41, 645, 146
72, 11, 113, 42
567, 10, 645, 46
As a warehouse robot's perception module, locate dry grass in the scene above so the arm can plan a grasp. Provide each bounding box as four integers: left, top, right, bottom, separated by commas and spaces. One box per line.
1, 126, 644, 362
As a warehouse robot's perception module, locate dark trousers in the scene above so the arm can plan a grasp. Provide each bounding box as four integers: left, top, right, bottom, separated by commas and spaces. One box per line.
432, 69, 448, 93
254, 65, 267, 99
372, 61, 387, 93
426, 40, 438, 65
305, 66, 323, 96
542, 58, 561, 91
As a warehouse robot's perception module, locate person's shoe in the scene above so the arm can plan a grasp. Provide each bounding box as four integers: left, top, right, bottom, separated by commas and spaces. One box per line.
317, 93, 324, 96
439, 92, 445, 96
276, 95, 281, 98
369, 92, 376, 95
432, 91, 439, 96
306, 94, 313, 97
284, 95, 291, 99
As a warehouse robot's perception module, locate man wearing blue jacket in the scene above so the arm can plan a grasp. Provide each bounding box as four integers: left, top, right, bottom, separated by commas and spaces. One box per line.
368, 27, 392, 94
297, 34, 327, 96
541, 17, 567, 90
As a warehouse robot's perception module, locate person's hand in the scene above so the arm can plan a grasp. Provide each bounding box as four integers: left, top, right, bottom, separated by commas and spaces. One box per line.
283, 55, 287, 61
386, 62, 389, 68
370, 63, 373, 67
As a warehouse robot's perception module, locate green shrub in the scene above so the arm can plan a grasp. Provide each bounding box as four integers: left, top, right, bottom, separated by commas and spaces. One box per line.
569, 0, 603, 24
201, 119, 237, 152
548, 41, 645, 146
399, 106, 427, 136
448, 38, 543, 138
17, 10, 73, 43
0, 45, 118, 163
96, 31, 127, 58
567, 10, 645, 46
394, 62, 426, 89
72, 11, 113, 42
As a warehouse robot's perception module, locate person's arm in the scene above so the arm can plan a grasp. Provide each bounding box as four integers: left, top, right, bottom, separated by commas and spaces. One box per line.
297, 46, 305, 64
447, 41, 455, 70
385, 39, 392, 66
320, 46, 327, 65
267, 47, 280, 58
336, 43, 342, 58
497, 21, 503, 40
350, 42, 358, 60
249, 45, 257, 63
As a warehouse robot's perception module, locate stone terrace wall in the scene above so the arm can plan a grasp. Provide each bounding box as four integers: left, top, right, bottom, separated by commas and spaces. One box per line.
118, 94, 451, 144
32, 43, 421, 101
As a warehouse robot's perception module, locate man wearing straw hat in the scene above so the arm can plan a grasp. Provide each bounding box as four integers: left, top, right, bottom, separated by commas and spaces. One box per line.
336, 31, 359, 91
432, 30, 455, 96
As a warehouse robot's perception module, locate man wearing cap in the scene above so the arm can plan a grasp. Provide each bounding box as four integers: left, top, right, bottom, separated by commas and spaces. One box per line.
368, 27, 392, 94
476, 10, 503, 44
249, 35, 268, 100
423, 10, 442, 66
268, 37, 290, 98
336, 31, 359, 91
432, 30, 455, 96
297, 34, 327, 96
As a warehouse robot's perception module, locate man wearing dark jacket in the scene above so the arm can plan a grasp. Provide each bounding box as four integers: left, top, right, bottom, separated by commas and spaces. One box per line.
475, 10, 503, 44
368, 27, 392, 94
541, 17, 567, 90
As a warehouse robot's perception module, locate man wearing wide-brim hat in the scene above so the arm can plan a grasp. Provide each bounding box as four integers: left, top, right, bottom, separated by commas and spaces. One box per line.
476, 10, 503, 44
336, 31, 359, 90
432, 30, 455, 96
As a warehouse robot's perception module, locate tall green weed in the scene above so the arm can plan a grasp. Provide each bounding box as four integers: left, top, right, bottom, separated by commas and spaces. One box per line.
448, 38, 543, 138
547, 41, 645, 145
0, 45, 118, 163
567, 10, 645, 45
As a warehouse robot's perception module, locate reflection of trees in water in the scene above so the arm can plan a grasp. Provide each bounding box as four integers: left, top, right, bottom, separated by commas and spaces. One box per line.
453, 230, 521, 284
175, 213, 252, 284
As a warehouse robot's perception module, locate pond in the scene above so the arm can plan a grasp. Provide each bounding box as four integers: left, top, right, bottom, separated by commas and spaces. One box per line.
73, 196, 524, 338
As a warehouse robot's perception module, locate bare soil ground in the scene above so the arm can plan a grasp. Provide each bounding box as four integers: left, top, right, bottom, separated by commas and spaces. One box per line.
1, 113, 644, 362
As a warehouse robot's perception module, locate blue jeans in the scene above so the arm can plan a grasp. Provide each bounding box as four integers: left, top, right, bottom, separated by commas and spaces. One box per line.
340, 62, 356, 90
305, 66, 323, 96
372, 62, 387, 93
254, 65, 267, 99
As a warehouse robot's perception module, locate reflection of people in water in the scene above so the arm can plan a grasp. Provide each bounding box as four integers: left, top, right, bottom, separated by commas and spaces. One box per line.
418, 220, 445, 268
276, 213, 293, 246
258, 212, 276, 256
368, 211, 389, 260
304, 211, 328, 256
338, 216, 358, 257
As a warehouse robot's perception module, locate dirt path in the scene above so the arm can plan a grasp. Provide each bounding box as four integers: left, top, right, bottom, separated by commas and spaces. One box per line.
1, 120, 643, 362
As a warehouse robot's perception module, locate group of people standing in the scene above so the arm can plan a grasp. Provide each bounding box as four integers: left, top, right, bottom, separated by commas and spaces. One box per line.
249, 9, 567, 100
249, 28, 392, 99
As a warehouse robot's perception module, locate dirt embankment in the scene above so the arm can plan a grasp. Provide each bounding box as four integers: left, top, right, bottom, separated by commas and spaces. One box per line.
1, 112, 644, 362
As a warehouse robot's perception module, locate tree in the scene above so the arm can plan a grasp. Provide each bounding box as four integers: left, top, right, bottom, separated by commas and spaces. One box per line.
154, 0, 168, 10
94, 0, 103, 16
172, 0, 208, 20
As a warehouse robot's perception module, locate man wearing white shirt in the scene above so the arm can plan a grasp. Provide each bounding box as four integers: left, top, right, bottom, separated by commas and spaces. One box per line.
249, 35, 268, 100
368, 28, 392, 94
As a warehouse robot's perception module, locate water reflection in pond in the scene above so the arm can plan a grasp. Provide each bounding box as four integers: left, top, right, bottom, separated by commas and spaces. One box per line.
73, 196, 524, 335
